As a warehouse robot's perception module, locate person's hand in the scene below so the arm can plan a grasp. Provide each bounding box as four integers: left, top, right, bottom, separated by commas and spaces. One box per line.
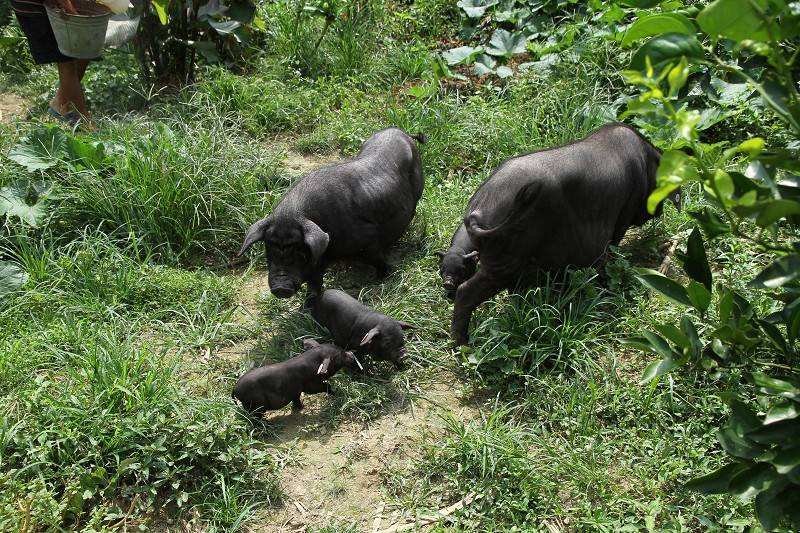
55, 0, 78, 14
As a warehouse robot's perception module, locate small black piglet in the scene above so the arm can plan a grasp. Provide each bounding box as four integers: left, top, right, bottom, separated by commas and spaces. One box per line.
307, 289, 414, 369
233, 339, 357, 415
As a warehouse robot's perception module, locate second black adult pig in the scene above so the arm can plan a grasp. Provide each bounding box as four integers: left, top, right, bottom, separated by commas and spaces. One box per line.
307, 289, 414, 368
238, 127, 426, 298
452, 123, 676, 345
437, 223, 478, 300
233, 339, 357, 415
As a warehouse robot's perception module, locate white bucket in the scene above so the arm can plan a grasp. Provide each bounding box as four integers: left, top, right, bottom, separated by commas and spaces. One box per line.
45, 3, 111, 59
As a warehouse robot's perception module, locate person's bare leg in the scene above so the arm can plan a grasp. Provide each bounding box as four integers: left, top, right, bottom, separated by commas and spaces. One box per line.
52, 60, 90, 118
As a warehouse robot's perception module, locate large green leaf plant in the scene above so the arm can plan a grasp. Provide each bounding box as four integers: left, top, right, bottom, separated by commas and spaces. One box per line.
619, 0, 800, 529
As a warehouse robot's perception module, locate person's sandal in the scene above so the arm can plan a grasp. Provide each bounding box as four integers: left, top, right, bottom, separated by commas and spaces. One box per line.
47, 106, 80, 125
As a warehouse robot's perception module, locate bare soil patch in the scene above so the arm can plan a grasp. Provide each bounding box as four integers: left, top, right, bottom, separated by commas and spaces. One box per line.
250, 381, 480, 532
282, 150, 341, 175
0, 93, 27, 124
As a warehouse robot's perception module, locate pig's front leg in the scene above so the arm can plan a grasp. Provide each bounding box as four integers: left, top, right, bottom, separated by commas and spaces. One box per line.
451, 270, 504, 346
292, 396, 303, 411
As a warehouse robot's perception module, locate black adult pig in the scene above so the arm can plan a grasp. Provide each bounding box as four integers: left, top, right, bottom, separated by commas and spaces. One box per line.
452, 123, 675, 345
238, 127, 426, 298
437, 223, 478, 300
233, 339, 357, 415
307, 289, 414, 368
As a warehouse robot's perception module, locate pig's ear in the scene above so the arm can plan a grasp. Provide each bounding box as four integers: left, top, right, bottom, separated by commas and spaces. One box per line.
238, 218, 270, 257
435, 251, 446, 259
462, 250, 479, 263
303, 338, 320, 350
397, 321, 416, 330
359, 326, 381, 346
317, 357, 331, 375
668, 188, 682, 211
302, 219, 330, 262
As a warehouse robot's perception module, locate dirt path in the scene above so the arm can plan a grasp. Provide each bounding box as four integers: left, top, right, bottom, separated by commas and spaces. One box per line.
231, 150, 480, 531
0, 93, 27, 124
251, 382, 477, 532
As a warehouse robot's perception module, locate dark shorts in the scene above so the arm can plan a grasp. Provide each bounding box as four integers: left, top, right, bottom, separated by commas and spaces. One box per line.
12, 1, 74, 64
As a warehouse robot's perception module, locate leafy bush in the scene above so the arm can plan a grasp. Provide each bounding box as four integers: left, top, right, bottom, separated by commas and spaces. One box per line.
136, 0, 261, 84
618, 0, 800, 529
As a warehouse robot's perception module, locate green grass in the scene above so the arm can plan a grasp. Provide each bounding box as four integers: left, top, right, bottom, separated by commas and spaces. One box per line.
0, 0, 790, 529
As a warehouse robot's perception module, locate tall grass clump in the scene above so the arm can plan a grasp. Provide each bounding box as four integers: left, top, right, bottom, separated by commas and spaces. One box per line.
465, 269, 612, 384
0, 330, 278, 530
392, 408, 554, 528
60, 120, 280, 260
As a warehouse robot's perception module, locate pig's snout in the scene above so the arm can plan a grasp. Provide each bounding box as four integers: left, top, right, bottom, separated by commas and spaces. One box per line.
443, 276, 456, 291
269, 276, 298, 298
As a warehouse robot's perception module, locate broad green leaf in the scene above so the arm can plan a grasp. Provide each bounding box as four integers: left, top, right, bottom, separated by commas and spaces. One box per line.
718, 427, 764, 459
755, 199, 800, 227
648, 150, 697, 214
772, 446, 800, 474
755, 486, 790, 531
635, 268, 692, 306
728, 463, 779, 501
630, 33, 704, 71
208, 20, 240, 34
759, 319, 790, 355
456, 0, 497, 18
747, 419, 800, 443
654, 323, 690, 349
764, 402, 799, 425
0, 261, 28, 298
687, 281, 712, 313
622, 13, 696, 46
667, 57, 689, 96
749, 255, 800, 289
729, 400, 762, 435
8, 126, 67, 171
642, 330, 679, 359
752, 373, 800, 397
151, 0, 170, 24
442, 45, 483, 66
640, 356, 677, 383
686, 462, 747, 493
193, 41, 220, 62
0, 180, 55, 227
679, 227, 712, 290
486, 29, 527, 58
689, 207, 729, 238
197, 0, 226, 20
495, 65, 513, 78
681, 315, 702, 355
697, 0, 779, 42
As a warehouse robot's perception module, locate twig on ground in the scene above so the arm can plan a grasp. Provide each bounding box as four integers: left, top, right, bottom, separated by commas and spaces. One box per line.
377, 493, 479, 532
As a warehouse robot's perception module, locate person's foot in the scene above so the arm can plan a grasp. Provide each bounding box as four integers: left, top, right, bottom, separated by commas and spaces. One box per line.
50, 91, 90, 120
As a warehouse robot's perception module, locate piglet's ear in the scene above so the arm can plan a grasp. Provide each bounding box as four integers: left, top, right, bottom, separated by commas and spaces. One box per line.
303, 338, 320, 350
317, 357, 331, 375
360, 326, 381, 346
397, 321, 416, 330
435, 251, 446, 259
302, 219, 330, 262
238, 218, 270, 257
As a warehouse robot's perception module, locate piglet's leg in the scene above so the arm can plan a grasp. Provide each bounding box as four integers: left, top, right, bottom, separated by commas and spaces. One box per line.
451, 270, 504, 346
